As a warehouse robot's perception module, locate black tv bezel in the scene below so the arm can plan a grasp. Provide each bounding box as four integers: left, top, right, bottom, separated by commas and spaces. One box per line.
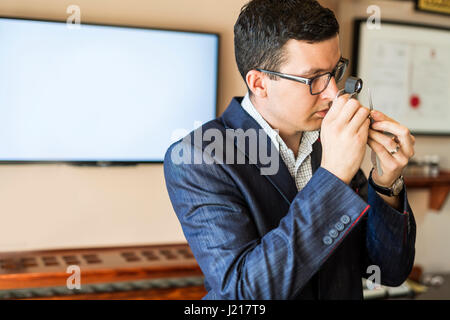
0, 16, 220, 166
351, 18, 450, 137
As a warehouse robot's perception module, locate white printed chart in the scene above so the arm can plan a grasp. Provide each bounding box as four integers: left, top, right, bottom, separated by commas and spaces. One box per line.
355, 21, 450, 135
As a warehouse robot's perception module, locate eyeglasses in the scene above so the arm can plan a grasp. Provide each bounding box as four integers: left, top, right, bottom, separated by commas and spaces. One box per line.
257, 57, 349, 95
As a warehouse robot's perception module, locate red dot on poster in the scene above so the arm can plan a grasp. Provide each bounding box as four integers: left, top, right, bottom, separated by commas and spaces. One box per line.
410, 95, 420, 109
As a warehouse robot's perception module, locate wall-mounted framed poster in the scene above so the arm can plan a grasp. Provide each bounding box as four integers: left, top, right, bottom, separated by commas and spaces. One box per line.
415, 0, 450, 16
353, 19, 450, 136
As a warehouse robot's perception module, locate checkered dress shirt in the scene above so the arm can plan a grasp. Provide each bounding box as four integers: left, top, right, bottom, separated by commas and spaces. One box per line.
241, 93, 320, 191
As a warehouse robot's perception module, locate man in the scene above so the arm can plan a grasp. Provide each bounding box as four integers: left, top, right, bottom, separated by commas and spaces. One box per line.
164, 0, 416, 299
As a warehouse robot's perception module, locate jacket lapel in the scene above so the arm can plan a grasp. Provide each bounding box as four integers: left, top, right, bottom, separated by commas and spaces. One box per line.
220, 97, 324, 205
311, 139, 322, 174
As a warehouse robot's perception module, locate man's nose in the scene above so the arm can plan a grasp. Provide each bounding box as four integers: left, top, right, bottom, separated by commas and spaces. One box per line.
319, 76, 339, 101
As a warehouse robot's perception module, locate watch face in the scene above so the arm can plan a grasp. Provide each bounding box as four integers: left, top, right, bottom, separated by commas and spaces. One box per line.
393, 177, 404, 195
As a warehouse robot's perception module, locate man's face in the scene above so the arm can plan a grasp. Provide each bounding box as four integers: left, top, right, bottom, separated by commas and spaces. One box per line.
264, 35, 341, 132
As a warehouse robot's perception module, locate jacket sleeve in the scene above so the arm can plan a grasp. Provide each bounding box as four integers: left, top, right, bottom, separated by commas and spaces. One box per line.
164, 140, 373, 300
352, 169, 416, 286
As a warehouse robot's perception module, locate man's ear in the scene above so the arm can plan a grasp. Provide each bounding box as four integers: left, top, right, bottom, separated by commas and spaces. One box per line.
246, 70, 268, 98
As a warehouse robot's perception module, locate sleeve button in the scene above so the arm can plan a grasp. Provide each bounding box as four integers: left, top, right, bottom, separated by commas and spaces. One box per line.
335, 222, 344, 231
323, 236, 333, 245
340, 215, 351, 225
329, 229, 339, 238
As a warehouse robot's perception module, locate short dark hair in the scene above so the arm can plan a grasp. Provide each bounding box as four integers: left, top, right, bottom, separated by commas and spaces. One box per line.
234, 0, 339, 89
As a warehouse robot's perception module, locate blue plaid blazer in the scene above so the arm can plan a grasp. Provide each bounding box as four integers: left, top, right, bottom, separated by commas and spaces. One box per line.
164, 97, 416, 300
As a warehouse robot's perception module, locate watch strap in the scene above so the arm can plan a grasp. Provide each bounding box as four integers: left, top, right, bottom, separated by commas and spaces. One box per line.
368, 168, 398, 197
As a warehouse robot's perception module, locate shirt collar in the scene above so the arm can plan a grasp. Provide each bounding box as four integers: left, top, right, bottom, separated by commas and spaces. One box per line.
241, 93, 281, 151
240, 92, 319, 155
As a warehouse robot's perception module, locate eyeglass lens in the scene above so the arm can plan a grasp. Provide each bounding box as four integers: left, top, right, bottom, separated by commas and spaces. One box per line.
310, 62, 347, 94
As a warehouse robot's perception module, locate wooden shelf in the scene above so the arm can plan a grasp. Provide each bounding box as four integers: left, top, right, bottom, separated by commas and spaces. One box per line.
404, 170, 450, 211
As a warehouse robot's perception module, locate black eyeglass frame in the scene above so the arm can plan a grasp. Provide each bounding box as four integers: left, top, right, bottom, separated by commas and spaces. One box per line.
256, 57, 349, 95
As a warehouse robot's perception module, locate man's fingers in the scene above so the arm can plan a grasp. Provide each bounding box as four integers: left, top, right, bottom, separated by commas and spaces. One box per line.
367, 137, 395, 171
368, 129, 399, 153
328, 94, 364, 130
370, 110, 399, 124
347, 106, 370, 133
357, 118, 370, 139
367, 137, 409, 171
370, 121, 414, 157
338, 98, 364, 127
327, 93, 351, 120
370, 121, 405, 135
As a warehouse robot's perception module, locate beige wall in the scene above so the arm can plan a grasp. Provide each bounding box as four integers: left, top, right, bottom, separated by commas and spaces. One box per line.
0, 0, 250, 252
0, 0, 449, 273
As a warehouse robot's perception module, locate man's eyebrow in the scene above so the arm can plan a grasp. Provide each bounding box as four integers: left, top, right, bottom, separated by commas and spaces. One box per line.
300, 67, 329, 76
299, 58, 342, 77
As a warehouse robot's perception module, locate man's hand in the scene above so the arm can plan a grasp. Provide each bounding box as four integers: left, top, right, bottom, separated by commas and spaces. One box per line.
367, 110, 416, 188
320, 94, 371, 184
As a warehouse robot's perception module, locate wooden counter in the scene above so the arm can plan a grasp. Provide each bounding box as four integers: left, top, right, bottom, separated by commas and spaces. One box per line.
0, 243, 206, 300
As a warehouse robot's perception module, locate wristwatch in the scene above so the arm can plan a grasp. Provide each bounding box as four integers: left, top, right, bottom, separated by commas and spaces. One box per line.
368, 168, 404, 197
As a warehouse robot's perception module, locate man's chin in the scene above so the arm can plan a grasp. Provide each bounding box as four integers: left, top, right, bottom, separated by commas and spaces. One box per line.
300, 119, 323, 132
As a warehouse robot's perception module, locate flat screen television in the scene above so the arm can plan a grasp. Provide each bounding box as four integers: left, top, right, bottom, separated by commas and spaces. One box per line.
0, 17, 219, 164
